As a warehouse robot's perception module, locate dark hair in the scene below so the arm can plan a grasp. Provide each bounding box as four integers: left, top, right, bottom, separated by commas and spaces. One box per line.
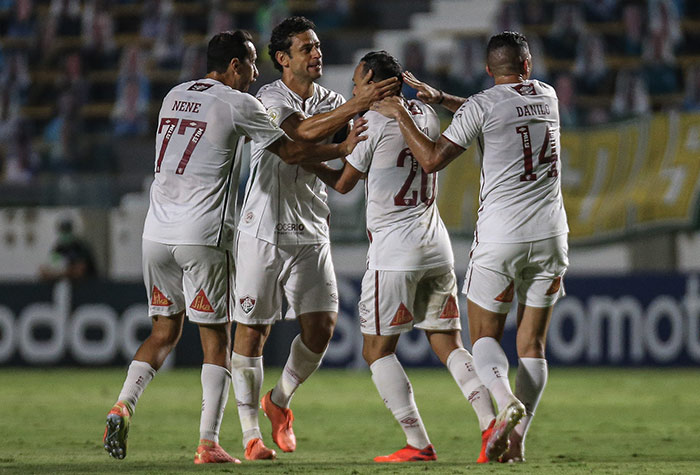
486, 31, 530, 75
359, 50, 403, 89
207, 30, 253, 74
268, 16, 316, 72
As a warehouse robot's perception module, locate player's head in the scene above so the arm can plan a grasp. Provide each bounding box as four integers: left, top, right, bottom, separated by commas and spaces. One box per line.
486, 31, 531, 80
269, 16, 322, 80
353, 51, 403, 98
206, 30, 259, 91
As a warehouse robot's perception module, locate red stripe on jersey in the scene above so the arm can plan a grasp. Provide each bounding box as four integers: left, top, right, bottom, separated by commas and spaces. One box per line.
374, 271, 381, 336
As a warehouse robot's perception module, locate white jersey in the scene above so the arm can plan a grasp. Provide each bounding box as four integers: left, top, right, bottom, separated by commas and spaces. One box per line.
143, 78, 285, 248
442, 79, 569, 243
238, 80, 346, 245
346, 100, 453, 271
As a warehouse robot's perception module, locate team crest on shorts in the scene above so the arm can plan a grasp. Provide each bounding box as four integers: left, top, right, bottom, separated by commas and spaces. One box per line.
239, 295, 256, 314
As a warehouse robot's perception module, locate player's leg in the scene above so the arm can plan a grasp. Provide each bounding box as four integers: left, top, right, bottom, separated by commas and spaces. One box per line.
464, 244, 528, 462
505, 235, 567, 462
360, 268, 436, 462
230, 233, 282, 459
262, 243, 338, 453
364, 333, 436, 462
415, 265, 495, 463
232, 323, 276, 460
194, 322, 241, 464
104, 240, 185, 459
174, 244, 239, 464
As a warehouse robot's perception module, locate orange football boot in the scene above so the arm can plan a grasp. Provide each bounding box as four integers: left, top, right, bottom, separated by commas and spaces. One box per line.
477, 419, 496, 463
261, 390, 296, 452
103, 401, 132, 459
245, 437, 277, 460
374, 444, 437, 462
194, 439, 241, 464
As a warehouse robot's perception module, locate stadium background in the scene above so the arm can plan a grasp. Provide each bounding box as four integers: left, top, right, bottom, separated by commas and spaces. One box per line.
1, 0, 700, 369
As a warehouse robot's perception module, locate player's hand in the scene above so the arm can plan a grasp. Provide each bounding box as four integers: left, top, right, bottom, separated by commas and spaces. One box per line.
402, 71, 442, 104
340, 116, 368, 155
370, 96, 405, 120
354, 69, 401, 109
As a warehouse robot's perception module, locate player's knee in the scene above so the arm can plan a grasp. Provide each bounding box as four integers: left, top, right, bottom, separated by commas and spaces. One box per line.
518, 338, 546, 358
300, 313, 336, 352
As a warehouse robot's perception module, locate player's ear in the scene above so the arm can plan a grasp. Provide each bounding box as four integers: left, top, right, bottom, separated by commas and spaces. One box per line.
229, 57, 240, 74
485, 64, 493, 77
275, 50, 289, 69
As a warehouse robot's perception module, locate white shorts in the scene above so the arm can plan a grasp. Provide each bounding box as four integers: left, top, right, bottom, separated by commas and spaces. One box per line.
142, 239, 233, 325
233, 232, 338, 325
463, 234, 569, 314
359, 264, 461, 336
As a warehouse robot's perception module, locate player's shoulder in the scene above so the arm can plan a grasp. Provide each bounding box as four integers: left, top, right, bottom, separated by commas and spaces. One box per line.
256, 79, 286, 99
406, 99, 437, 117
313, 82, 346, 105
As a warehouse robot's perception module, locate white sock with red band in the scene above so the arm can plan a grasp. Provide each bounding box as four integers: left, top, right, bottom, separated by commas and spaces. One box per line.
446, 348, 496, 431
370, 354, 431, 450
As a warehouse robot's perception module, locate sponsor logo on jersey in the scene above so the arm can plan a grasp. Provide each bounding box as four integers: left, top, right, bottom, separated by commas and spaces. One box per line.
239, 295, 256, 314
513, 83, 536, 96
439, 295, 459, 319
546, 276, 562, 295
275, 223, 305, 234
390, 303, 414, 326
267, 109, 279, 123
151, 285, 172, 306
190, 290, 214, 313
494, 281, 514, 303
187, 82, 214, 92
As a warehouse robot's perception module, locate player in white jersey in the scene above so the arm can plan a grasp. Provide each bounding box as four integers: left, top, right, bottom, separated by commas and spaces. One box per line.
372, 32, 569, 463
304, 51, 497, 464
103, 30, 368, 465
230, 17, 400, 459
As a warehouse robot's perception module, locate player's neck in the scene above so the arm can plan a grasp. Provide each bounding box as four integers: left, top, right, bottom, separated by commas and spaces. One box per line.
283, 74, 315, 100
494, 74, 528, 85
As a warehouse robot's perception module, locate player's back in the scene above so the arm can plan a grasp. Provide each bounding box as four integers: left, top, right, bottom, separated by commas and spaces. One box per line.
445, 79, 568, 243
348, 100, 453, 271
143, 78, 255, 248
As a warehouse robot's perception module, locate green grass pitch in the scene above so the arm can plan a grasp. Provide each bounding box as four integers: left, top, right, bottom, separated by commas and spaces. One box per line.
1, 367, 698, 474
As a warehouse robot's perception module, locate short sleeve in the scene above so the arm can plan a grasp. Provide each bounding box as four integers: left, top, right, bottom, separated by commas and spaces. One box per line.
345, 113, 382, 174
258, 88, 298, 127
442, 97, 484, 149
233, 94, 286, 149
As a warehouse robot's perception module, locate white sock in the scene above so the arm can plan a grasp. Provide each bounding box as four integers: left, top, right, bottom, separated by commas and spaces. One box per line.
370, 354, 431, 449
271, 335, 325, 409
117, 360, 156, 412
472, 337, 517, 411
446, 348, 496, 431
231, 352, 264, 447
514, 357, 548, 439
199, 363, 231, 443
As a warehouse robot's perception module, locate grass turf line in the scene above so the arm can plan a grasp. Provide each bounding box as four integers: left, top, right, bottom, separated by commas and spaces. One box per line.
0, 367, 698, 474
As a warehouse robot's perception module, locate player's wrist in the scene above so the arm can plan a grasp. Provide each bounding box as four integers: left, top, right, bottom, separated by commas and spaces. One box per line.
436, 90, 445, 104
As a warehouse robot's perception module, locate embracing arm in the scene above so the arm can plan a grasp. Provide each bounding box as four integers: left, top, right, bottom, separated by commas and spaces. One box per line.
266, 117, 369, 165
371, 97, 465, 173
402, 71, 466, 113
302, 161, 364, 194
281, 70, 399, 142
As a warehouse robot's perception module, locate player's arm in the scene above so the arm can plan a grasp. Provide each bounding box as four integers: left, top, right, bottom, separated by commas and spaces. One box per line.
266, 117, 369, 165
372, 97, 464, 173
281, 70, 399, 142
402, 71, 466, 113
302, 161, 363, 194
